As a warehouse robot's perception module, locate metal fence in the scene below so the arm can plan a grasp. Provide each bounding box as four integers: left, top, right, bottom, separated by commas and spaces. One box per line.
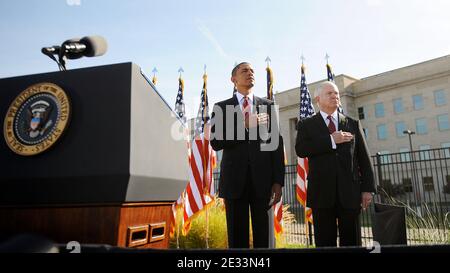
372, 147, 450, 245
213, 147, 450, 246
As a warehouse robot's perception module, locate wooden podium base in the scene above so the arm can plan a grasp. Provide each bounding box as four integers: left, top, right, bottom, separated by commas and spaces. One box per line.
0, 202, 172, 249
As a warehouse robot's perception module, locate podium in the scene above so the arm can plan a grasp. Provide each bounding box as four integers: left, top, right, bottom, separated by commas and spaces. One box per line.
0, 63, 188, 249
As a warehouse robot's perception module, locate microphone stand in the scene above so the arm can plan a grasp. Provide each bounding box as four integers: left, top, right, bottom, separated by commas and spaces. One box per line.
58, 48, 67, 71
42, 46, 67, 72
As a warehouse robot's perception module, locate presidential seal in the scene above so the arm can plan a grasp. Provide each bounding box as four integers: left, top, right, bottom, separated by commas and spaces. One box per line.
3, 82, 71, 156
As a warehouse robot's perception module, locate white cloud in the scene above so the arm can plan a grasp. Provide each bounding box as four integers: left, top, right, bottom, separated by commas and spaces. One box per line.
196, 18, 230, 60
66, 0, 81, 6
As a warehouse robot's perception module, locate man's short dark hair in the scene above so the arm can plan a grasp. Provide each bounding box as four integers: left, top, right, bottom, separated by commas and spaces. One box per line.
231, 62, 251, 77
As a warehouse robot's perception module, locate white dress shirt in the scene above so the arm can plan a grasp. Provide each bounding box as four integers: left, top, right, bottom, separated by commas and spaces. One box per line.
320, 110, 338, 149
235, 91, 254, 114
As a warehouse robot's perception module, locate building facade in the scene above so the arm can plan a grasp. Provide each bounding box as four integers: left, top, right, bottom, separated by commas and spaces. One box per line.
275, 55, 450, 165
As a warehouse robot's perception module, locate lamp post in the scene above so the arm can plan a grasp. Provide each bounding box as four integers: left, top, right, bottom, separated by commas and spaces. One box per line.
403, 130, 415, 153
403, 130, 422, 212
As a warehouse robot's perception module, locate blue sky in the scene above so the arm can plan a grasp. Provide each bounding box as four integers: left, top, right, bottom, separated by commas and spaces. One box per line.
1, 0, 450, 119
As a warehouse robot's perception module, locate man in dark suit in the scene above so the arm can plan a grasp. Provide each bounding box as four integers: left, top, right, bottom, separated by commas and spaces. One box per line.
210, 62, 285, 248
295, 81, 376, 247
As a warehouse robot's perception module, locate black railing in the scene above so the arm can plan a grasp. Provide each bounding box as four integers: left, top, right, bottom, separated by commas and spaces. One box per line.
373, 148, 450, 244
213, 147, 450, 246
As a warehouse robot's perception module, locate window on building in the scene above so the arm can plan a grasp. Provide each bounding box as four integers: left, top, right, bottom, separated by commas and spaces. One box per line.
437, 114, 450, 131
393, 98, 404, 114
399, 148, 410, 162
375, 103, 385, 118
413, 95, 424, 110
423, 176, 434, 192
358, 107, 365, 120
442, 143, 450, 158
434, 89, 447, 106
377, 124, 388, 140
395, 121, 406, 137
419, 144, 431, 160
415, 118, 428, 135
378, 150, 391, 164
402, 178, 413, 193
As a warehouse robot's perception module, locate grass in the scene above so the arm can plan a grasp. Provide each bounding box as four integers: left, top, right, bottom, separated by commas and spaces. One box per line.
170, 191, 450, 248
378, 189, 450, 244
170, 198, 228, 249
169, 198, 309, 249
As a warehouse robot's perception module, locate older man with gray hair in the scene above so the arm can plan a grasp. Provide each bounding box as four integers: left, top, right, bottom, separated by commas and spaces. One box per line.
295, 81, 376, 247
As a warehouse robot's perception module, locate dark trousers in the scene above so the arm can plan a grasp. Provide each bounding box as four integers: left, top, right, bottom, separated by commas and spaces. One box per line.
224, 168, 270, 248
312, 203, 361, 247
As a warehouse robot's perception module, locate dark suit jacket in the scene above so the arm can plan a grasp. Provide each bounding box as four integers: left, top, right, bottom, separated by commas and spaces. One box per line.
210, 94, 285, 199
295, 113, 375, 209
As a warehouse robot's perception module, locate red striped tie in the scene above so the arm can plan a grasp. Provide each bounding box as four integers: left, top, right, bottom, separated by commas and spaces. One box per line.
327, 115, 336, 134
242, 96, 250, 123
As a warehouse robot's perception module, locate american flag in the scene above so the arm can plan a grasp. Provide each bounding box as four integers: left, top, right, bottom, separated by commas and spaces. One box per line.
183, 73, 216, 234
326, 63, 335, 82
266, 66, 274, 101
326, 62, 344, 114
297, 63, 314, 223
170, 76, 190, 239
175, 77, 186, 124
266, 62, 284, 236
169, 192, 184, 238
273, 196, 283, 235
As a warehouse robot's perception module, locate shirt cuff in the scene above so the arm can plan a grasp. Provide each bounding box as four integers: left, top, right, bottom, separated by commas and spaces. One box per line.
330, 135, 337, 149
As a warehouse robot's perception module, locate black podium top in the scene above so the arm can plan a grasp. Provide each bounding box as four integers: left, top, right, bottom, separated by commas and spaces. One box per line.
0, 63, 188, 205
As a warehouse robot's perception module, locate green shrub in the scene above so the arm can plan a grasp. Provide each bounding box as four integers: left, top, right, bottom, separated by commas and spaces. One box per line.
170, 199, 306, 248
170, 198, 228, 249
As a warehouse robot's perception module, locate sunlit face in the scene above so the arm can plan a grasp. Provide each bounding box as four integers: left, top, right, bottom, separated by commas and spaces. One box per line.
231, 63, 255, 90
317, 83, 340, 112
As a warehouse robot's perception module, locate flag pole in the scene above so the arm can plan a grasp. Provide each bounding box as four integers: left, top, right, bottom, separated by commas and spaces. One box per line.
152, 67, 158, 85
300, 55, 309, 247
265, 56, 276, 248
176, 72, 189, 248
205, 201, 209, 249
178, 67, 184, 79
298, 54, 314, 247
176, 196, 181, 249
203, 64, 210, 249
308, 219, 313, 247
176, 214, 180, 248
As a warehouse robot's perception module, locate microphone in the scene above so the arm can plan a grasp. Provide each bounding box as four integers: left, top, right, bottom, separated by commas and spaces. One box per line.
61, 37, 84, 59
41, 35, 108, 59
41, 46, 60, 55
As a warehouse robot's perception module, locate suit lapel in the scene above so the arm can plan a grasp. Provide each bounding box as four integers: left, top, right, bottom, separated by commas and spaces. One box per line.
232, 94, 243, 121
314, 113, 330, 135
233, 95, 262, 127
338, 112, 348, 132
231, 94, 248, 133
232, 94, 239, 107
